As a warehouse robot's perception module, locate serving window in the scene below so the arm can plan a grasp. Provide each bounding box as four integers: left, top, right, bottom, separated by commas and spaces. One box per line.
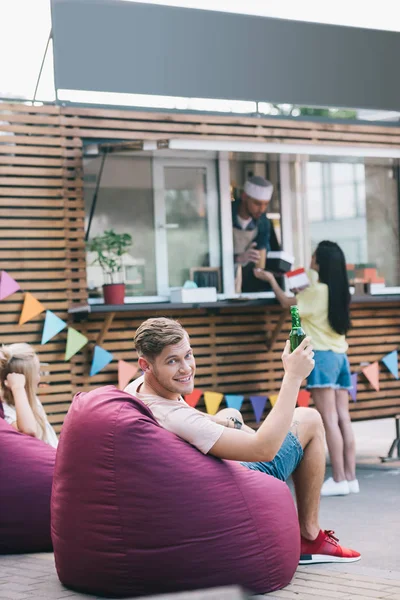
83, 147, 400, 304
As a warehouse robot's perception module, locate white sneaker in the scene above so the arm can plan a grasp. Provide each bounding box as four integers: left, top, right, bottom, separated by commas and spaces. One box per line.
321, 477, 350, 496
347, 479, 360, 494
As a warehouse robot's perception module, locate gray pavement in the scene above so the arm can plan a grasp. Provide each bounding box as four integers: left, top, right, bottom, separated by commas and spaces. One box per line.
301, 466, 400, 571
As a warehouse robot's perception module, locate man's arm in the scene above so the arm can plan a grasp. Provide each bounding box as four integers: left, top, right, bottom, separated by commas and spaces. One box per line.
208, 337, 314, 462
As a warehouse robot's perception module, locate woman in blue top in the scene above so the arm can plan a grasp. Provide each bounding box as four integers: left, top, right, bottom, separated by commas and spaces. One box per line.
255, 241, 358, 497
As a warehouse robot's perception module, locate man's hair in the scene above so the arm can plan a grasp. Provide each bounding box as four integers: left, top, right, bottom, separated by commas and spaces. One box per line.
134, 317, 186, 359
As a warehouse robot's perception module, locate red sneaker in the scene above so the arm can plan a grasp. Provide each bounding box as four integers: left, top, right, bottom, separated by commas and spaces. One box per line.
299, 530, 361, 564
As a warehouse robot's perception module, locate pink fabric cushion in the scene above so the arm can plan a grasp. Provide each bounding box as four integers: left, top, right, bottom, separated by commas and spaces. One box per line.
0, 418, 55, 553
52, 386, 299, 597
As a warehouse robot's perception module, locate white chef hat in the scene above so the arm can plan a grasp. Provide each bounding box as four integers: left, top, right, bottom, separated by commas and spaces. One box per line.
244, 176, 273, 201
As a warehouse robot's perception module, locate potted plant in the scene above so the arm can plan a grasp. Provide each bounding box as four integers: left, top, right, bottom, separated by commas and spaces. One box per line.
87, 229, 133, 305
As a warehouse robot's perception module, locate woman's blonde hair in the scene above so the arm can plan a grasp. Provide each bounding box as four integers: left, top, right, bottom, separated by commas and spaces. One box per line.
0, 343, 46, 441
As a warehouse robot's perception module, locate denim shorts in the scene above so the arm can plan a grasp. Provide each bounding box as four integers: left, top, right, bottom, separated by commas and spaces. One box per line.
240, 431, 303, 482
307, 350, 352, 390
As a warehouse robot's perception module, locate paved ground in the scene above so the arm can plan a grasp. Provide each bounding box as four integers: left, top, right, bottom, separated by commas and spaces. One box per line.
293, 466, 400, 571
1, 552, 400, 600
0, 418, 399, 599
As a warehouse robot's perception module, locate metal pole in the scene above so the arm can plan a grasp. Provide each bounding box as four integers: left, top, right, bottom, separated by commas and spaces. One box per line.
32, 29, 52, 104
85, 150, 108, 241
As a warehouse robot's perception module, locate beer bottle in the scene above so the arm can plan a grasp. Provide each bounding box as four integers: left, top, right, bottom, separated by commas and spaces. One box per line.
289, 306, 306, 352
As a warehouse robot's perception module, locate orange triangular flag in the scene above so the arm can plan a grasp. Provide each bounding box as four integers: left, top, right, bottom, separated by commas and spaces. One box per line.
297, 389, 311, 407
269, 393, 279, 407
118, 360, 139, 390
185, 389, 203, 408
362, 362, 380, 391
204, 391, 224, 415
19, 292, 45, 325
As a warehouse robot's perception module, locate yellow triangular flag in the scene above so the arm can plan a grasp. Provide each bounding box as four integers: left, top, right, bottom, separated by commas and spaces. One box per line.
269, 394, 279, 407
204, 391, 224, 415
19, 292, 45, 325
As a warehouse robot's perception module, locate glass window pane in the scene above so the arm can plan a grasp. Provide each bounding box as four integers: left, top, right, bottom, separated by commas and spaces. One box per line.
306, 162, 323, 189
300, 158, 400, 287
332, 184, 357, 218
164, 167, 210, 288
307, 189, 324, 221
84, 155, 157, 297
331, 163, 355, 184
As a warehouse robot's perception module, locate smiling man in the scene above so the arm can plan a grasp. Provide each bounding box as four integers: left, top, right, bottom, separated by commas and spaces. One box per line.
125, 317, 360, 565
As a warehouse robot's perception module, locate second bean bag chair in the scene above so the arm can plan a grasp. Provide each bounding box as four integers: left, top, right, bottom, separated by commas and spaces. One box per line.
0, 416, 56, 553
52, 386, 300, 597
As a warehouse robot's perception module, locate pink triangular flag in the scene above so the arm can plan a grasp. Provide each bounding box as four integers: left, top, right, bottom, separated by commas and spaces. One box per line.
362, 362, 380, 391
185, 389, 203, 408
297, 389, 311, 408
0, 271, 21, 300
118, 360, 139, 390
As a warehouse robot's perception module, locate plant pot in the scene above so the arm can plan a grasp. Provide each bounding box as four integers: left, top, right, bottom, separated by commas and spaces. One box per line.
103, 283, 125, 305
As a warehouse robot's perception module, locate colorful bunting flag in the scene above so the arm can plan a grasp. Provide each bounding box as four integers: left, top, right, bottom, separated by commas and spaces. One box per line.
297, 389, 311, 408
118, 360, 139, 390
0, 271, 20, 300
41, 310, 67, 345
362, 362, 380, 391
349, 373, 358, 402
19, 292, 45, 325
249, 395, 267, 423
185, 389, 203, 408
269, 393, 279, 407
90, 346, 114, 376
225, 394, 244, 412
65, 328, 88, 361
382, 350, 399, 380
204, 391, 223, 415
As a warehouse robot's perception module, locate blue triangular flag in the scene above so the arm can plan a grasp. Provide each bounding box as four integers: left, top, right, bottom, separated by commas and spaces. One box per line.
41, 310, 67, 345
90, 346, 114, 376
382, 350, 399, 380
249, 395, 267, 423
349, 373, 358, 402
225, 394, 244, 412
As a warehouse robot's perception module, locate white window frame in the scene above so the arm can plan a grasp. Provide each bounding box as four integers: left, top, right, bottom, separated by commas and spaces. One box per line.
152, 157, 220, 296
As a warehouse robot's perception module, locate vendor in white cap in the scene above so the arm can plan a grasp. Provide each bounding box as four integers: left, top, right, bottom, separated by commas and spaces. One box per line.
232, 175, 274, 271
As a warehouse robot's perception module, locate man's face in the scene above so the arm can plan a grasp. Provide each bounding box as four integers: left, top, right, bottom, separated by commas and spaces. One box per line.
243, 193, 270, 220
146, 335, 196, 398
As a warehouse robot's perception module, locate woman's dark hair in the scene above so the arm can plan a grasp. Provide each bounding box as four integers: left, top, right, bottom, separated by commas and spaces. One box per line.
315, 240, 351, 335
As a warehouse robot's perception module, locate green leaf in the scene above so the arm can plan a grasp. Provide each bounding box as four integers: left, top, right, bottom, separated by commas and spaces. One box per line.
86, 229, 133, 279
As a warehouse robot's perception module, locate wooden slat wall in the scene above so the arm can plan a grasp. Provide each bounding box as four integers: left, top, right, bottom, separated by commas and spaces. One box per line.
1, 101, 400, 432
76, 302, 400, 428
0, 103, 86, 433
59, 104, 400, 149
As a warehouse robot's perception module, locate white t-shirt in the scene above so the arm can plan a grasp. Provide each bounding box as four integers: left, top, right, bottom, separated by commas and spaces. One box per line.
236, 214, 253, 230
125, 376, 224, 454
2, 397, 59, 449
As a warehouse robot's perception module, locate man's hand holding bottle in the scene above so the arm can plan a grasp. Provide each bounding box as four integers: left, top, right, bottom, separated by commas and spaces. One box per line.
282, 337, 314, 383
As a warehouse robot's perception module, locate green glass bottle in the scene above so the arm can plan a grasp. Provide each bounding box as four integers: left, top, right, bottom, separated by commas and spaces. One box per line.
289, 306, 306, 352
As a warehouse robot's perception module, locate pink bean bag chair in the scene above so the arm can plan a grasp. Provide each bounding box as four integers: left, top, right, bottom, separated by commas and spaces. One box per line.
52, 386, 299, 597
0, 416, 55, 553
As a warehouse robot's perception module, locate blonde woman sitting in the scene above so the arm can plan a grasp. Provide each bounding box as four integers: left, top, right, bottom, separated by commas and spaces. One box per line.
0, 343, 58, 448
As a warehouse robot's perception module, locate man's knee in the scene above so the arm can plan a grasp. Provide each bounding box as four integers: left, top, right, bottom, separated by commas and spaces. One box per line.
294, 406, 324, 433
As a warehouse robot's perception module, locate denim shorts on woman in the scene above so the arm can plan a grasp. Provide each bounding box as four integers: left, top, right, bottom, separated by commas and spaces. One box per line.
240, 431, 303, 482
307, 350, 352, 390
